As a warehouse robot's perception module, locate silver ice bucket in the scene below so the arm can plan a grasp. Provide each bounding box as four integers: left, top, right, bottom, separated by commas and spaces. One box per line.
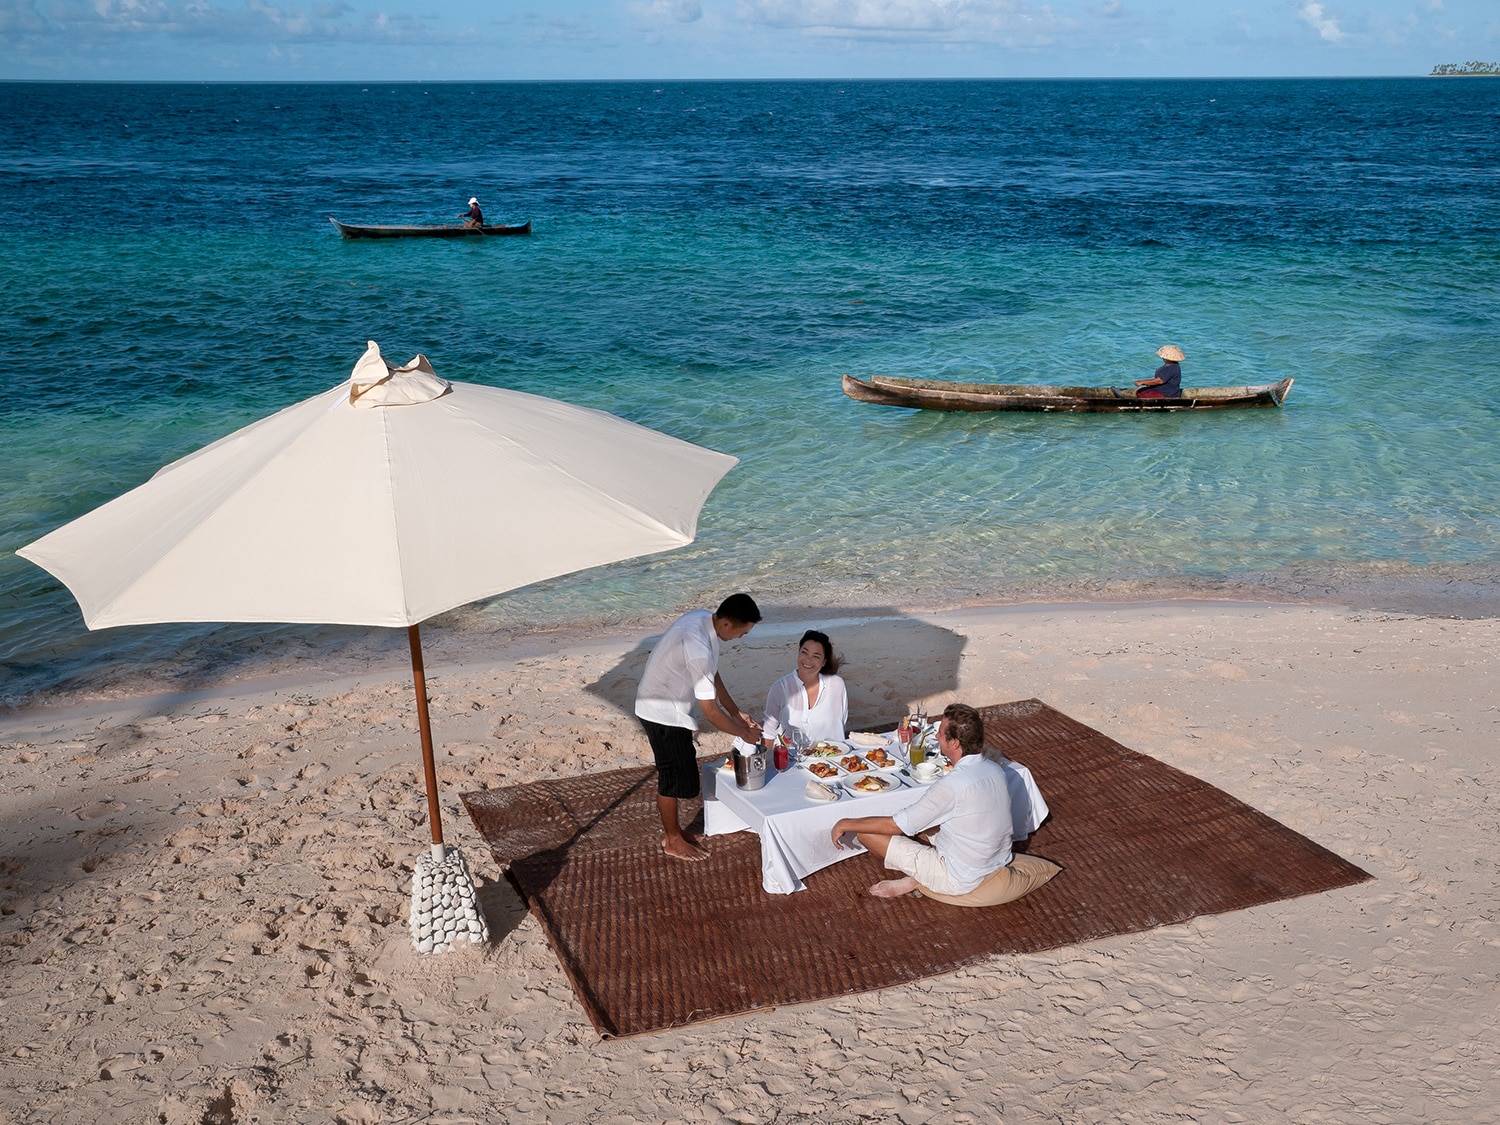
732, 742, 769, 791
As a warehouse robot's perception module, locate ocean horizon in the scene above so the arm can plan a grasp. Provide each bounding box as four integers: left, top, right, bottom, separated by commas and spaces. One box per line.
3, 77, 1498, 704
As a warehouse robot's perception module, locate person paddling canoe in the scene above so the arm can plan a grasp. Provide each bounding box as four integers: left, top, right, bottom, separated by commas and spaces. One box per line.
459, 196, 483, 227
1136, 345, 1184, 399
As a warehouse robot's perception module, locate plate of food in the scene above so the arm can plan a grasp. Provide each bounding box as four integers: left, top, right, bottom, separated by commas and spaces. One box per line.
847, 731, 890, 750
845, 774, 900, 797
804, 740, 848, 758
839, 753, 872, 774
804, 758, 845, 781
861, 746, 900, 770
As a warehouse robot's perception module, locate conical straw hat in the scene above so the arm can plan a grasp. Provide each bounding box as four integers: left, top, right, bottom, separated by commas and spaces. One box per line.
1155, 345, 1185, 362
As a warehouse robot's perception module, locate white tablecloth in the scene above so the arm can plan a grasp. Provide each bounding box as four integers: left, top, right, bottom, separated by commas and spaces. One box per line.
702, 754, 1049, 895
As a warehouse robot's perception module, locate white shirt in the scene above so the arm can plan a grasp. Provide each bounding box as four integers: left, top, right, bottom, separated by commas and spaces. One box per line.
892, 753, 1014, 893
764, 671, 848, 744
634, 610, 719, 730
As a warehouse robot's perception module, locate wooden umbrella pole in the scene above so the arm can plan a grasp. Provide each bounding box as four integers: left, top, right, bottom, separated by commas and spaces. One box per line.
408, 623, 446, 857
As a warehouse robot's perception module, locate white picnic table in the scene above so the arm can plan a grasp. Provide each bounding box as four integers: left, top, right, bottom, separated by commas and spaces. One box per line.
701, 741, 1048, 894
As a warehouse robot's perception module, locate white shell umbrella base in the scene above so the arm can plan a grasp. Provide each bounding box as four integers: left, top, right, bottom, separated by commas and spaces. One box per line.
409, 846, 490, 954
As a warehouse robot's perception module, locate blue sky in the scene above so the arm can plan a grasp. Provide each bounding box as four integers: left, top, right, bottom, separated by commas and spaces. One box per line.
1, 0, 1496, 81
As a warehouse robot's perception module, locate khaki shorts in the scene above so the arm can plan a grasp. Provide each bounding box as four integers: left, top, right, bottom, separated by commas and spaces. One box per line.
884, 835, 968, 896
919, 853, 1062, 908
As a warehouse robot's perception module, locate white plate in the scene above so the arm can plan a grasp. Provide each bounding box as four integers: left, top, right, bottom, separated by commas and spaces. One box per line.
856, 748, 902, 771
843, 774, 900, 797
803, 739, 849, 758
836, 754, 880, 779
907, 769, 942, 786
802, 759, 846, 782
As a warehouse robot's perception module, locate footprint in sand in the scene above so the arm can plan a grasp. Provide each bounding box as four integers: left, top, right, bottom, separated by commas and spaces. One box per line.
72, 800, 126, 820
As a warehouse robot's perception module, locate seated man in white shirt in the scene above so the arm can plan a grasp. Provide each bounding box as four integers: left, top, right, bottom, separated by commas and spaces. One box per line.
830, 703, 1014, 898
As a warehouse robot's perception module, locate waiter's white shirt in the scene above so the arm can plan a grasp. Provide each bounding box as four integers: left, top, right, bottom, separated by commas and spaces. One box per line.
634, 610, 719, 731
764, 671, 848, 743
892, 753, 1014, 893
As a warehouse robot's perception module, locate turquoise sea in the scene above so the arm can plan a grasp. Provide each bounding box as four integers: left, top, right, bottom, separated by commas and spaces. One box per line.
2, 79, 1498, 703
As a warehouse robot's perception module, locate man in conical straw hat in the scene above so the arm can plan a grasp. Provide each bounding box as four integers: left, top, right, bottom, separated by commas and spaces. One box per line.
1136, 344, 1185, 399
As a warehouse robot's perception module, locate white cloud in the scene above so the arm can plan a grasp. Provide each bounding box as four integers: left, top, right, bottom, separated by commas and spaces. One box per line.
737, 0, 1071, 43
0, 0, 52, 33
1297, 1, 1343, 42
635, 0, 704, 21
2, 0, 458, 44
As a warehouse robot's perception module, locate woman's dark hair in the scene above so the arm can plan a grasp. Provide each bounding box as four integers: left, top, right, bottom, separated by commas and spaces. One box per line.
715, 592, 761, 624
941, 703, 985, 756
798, 630, 840, 675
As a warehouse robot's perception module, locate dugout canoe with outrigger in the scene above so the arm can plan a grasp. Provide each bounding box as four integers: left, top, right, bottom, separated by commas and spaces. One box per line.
329, 217, 532, 239
841, 373, 1294, 413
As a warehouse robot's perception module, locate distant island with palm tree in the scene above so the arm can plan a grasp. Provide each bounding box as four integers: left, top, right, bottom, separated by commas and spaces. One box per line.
1430, 61, 1500, 76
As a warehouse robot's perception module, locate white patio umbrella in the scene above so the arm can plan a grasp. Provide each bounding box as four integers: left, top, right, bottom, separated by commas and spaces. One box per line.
18, 341, 738, 952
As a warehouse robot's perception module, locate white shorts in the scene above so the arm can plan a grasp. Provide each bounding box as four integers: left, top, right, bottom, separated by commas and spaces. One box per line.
884, 835, 968, 897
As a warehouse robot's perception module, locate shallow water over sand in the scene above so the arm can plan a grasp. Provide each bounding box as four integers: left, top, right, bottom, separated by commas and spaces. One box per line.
2, 79, 1498, 702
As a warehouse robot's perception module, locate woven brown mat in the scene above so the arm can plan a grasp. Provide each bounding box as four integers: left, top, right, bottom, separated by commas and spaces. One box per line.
461, 699, 1371, 1038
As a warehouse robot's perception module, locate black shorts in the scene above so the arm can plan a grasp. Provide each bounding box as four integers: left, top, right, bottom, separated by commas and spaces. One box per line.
639, 718, 700, 799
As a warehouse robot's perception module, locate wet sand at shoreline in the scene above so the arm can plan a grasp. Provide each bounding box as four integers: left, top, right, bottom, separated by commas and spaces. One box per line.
2, 599, 1496, 1123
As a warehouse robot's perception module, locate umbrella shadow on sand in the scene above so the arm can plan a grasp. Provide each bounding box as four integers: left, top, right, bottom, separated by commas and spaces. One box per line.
582, 607, 970, 729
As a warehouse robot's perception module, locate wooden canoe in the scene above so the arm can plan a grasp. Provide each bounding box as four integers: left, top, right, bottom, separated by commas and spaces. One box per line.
841, 373, 1294, 413
329, 217, 532, 239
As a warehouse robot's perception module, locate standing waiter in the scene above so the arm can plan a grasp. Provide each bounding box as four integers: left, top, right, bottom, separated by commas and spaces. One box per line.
635, 594, 763, 860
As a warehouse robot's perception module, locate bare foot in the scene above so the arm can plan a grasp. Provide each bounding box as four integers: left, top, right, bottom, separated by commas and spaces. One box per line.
662, 836, 709, 862
869, 876, 919, 898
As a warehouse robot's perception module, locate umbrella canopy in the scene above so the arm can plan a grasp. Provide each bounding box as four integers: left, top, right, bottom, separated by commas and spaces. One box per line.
19, 343, 736, 630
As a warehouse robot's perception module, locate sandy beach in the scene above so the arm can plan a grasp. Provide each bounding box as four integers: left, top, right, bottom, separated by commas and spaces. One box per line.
1, 599, 1496, 1124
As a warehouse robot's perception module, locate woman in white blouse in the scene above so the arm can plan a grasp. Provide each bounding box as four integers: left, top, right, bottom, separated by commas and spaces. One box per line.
764, 630, 848, 745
